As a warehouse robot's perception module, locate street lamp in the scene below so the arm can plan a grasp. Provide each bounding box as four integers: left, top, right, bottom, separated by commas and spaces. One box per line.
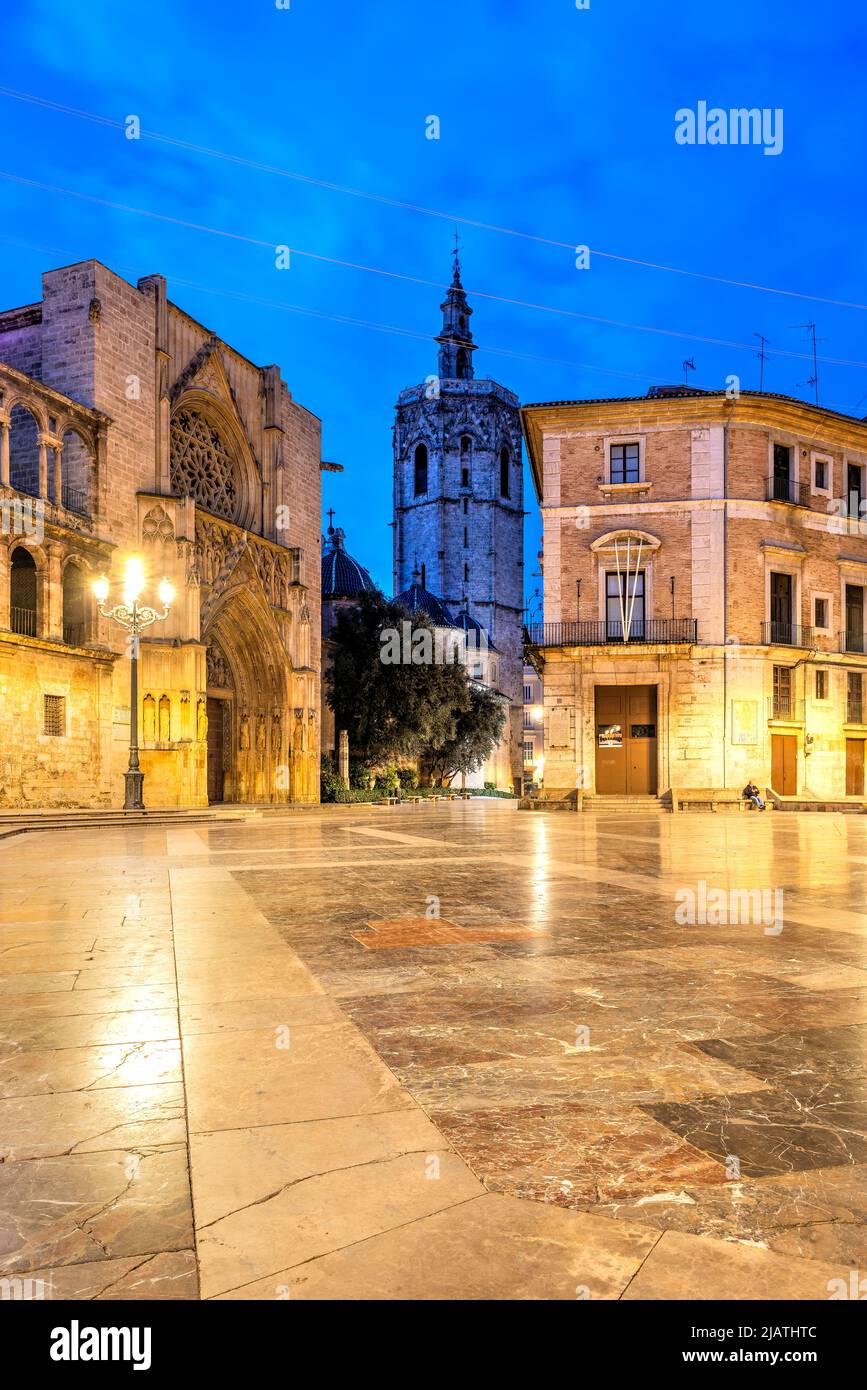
93, 558, 175, 810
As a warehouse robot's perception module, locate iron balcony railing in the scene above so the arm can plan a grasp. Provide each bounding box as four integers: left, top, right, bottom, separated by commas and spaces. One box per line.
60, 484, 90, 516
524, 618, 697, 648
10, 606, 37, 637
762, 621, 814, 647
841, 629, 866, 654
768, 693, 805, 722
63, 623, 87, 647
766, 476, 809, 506
847, 699, 865, 725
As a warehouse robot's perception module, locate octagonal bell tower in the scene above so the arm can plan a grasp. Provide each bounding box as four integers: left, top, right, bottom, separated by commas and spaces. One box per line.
392, 247, 524, 788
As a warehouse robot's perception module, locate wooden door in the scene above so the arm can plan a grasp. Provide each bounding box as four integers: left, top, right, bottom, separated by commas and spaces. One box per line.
846, 739, 865, 797
595, 686, 657, 795
206, 697, 224, 803
771, 733, 797, 796
595, 686, 626, 794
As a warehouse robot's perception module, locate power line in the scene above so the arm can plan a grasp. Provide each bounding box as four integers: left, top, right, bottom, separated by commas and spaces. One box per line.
1, 84, 866, 313
1, 230, 861, 415
2, 169, 865, 374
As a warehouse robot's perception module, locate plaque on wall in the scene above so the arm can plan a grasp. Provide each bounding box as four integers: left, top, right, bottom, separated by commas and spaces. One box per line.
549, 706, 570, 748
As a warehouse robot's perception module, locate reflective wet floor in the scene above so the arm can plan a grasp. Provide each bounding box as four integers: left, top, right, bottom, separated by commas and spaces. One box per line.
1, 803, 865, 1299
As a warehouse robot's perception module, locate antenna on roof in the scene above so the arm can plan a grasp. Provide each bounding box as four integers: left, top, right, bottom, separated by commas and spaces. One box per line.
792, 321, 826, 406
753, 333, 770, 392
682, 357, 696, 387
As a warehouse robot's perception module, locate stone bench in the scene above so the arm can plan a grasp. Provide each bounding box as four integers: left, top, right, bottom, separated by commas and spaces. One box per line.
671, 788, 764, 813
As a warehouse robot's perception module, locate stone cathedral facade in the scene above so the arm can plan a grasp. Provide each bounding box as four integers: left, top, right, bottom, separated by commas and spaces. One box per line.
392, 254, 524, 787
0, 260, 321, 809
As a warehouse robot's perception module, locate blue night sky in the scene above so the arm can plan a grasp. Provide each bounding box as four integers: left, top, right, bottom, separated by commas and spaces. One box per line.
1, 0, 866, 602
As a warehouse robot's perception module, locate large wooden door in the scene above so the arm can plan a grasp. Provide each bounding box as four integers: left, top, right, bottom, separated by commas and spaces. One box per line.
770, 733, 797, 796
595, 686, 657, 795
846, 739, 865, 797
206, 697, 225, 803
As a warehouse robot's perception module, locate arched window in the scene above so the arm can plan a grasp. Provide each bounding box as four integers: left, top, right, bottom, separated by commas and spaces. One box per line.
464, 562, 470, 584
413, 442, 428, 496
60, 430, 92, 515
170, 408, 239, 520
456, 348, 469, 380
500, 446, 510, 499
62, 564, 89, 647
9, 405, 41, 497
10, 547, 37, 636
460, 435, 471, 489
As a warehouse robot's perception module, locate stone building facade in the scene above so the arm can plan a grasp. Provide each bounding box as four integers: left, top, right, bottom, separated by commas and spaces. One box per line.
522, 388, 867, 803
392, 252, 524, 788
0, 259, 321, 809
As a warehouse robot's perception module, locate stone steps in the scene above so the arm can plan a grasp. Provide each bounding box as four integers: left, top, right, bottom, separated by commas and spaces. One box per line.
0, 806, 263, 839
582, 796, 668, 813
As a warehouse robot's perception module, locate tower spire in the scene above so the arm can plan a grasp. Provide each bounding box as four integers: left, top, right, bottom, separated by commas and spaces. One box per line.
436, 241, 476, 381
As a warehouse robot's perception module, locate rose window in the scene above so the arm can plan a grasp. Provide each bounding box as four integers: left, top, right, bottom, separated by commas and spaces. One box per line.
170, 409, 238, 521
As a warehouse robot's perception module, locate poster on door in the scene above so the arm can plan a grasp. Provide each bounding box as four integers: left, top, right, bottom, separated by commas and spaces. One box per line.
597, 723, 623, 748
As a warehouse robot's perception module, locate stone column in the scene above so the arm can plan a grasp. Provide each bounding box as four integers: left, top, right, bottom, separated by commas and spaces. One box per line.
37, 434, 49, 500
53, 439, 63, 507
0, 543, 10, 627
46, 543, 63, 641
338, 729, 349, 783
0, 413, 10, 487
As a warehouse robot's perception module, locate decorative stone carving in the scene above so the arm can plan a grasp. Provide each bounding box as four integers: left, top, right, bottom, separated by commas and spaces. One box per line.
197, 698, 208, 743
158, 694, 171, 742
195, 514, 295, 612
171, 408, 238, 520
206, 642, 233, 690
239, 710, 250, 750
142, 504, 175, 543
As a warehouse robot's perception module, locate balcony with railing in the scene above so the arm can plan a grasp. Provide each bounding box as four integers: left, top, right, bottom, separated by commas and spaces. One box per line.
766, 476, 809, 507
10, 606, 37, 637
767, 692, 805, 722
762, 621, 814, 647
524, 618, 697, 648
847, 697, 865, 725
841, 629, 866, 655
60, 483, 90, 517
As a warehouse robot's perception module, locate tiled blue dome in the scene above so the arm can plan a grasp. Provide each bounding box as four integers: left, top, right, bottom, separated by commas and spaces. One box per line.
394, 581, 459, 628
321, 527, 376, 598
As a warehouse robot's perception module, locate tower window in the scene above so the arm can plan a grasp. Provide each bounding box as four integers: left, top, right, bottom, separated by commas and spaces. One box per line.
420, 562, 427, 588
413, 443, 428, 496
500, 446, 510, 499
463, 497, 468, 514
464, 526, 468, 548
456, 348, 469, 380
460, 437, 471, 490
464, 563, 469, 583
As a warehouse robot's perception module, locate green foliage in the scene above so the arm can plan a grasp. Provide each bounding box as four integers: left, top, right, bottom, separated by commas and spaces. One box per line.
422, 686, 507, 787
398, 767, 419, 790
327, 590, 470, 767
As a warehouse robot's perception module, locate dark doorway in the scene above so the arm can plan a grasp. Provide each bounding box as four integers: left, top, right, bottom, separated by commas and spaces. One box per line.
595, 685, 658, 795
207, 697, 225, 803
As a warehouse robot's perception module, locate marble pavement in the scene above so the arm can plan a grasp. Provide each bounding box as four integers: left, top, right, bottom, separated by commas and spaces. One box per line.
1, 803, 865, 1300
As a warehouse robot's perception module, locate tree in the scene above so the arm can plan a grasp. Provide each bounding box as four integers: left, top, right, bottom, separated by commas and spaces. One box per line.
422, 684, 507, 787
327, 591, 470, 767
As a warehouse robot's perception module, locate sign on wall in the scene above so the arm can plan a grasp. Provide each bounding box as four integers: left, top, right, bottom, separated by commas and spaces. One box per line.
732, 699, 758, 746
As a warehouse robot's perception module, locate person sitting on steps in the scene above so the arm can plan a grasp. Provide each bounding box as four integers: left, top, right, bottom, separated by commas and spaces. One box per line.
742, 780, 766, 811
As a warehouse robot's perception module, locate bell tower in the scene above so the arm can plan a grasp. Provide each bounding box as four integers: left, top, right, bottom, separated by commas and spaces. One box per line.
392, 246, 524, 789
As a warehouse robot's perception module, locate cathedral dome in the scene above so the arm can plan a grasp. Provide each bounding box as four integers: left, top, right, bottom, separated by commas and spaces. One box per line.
394, 576, 459, 628
321, 526, 376, 599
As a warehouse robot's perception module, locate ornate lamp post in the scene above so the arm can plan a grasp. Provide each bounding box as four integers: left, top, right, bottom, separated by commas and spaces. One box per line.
92, 558, 174, 810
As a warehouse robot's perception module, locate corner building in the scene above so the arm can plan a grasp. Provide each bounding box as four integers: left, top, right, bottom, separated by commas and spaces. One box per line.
522, 388, 867, 804
0, 260, 321, 808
